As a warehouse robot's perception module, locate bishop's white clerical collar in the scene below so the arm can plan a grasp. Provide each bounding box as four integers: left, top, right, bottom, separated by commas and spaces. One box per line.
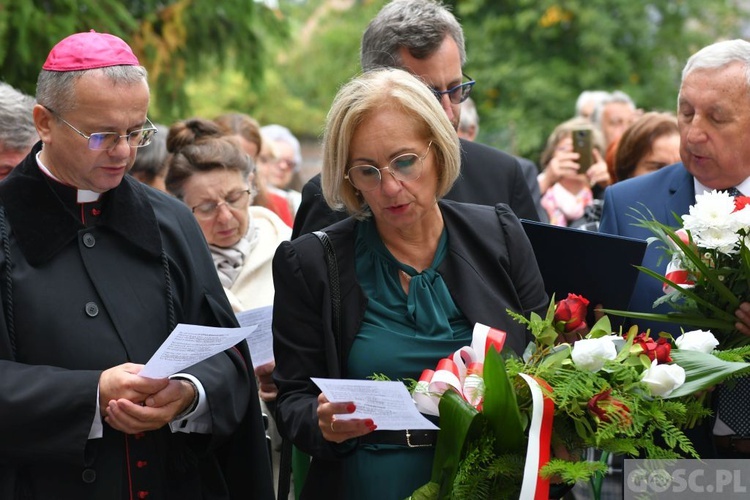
35, 150, 102, 203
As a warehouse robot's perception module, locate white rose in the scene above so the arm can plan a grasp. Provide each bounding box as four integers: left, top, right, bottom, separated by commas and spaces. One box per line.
675, 330, 720, 354
571, 337, 617, 372
641, 359, 686, 397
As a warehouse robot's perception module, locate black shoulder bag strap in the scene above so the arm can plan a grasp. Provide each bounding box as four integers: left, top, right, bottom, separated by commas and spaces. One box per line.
313, 231, 343, 361
277, 231, 342, 500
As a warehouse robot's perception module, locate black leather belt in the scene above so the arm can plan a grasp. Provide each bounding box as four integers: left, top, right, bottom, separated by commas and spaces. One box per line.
359, 429, 437, 448
715, 435, 750, 455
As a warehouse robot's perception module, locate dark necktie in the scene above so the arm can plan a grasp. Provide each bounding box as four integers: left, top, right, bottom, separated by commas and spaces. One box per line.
724, 186, 743, 197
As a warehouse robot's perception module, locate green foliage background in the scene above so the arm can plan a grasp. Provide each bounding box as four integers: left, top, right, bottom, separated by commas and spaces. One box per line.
0, 0, 285, 124
455, 0, 743, 162
0, 0, 746, 162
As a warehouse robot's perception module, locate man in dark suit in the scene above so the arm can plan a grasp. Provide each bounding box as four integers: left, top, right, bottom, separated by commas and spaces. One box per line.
600, 38, 750, 460
292, 0, 538, 238
459, 96, 548, 222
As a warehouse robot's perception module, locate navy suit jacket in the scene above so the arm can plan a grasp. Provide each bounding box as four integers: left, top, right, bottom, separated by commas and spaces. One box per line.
599, 162, 694, 335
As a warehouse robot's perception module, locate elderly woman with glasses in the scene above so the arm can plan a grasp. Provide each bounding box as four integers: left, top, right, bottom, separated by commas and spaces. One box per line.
272, 68, 547, 500
165, 118, 290, 310
164, 118, 291, 400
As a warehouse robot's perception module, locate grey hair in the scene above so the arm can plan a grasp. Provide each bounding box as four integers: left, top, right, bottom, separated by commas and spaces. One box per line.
591, 90, 636, 128
0, 82, 37, 150
361, 0, 466, 72
36, 65, 148, 115
458, 96, 478, 134
681, 39, 750, 90
574, 90, 610, 118
259, 124, 302, 172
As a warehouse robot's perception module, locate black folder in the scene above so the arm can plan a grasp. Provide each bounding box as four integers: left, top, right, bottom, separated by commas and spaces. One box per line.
521, 219, 648, 327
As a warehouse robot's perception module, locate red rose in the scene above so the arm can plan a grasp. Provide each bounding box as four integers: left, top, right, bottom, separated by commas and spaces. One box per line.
587, 389, 631, 426
554, 293, 590, 333
653, 338, 673, 363
734, 196, 750, 212
631, 332, 656, 358
631, 332, 672, 364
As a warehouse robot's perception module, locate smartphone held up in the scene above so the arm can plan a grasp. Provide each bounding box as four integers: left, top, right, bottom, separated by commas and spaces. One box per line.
572, 128, 593, 173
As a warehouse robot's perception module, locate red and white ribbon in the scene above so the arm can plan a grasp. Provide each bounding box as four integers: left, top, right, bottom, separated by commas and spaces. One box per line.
414, 324, 554, 498
663, 254, 695, 294
518, 374, 554, 500
413, 323, 507, 415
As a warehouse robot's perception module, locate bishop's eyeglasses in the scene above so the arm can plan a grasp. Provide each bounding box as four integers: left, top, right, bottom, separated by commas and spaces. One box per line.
45, 106, 157, 151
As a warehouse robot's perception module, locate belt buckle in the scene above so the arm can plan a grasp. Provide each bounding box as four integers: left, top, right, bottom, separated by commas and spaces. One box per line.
405, 430, 432, 448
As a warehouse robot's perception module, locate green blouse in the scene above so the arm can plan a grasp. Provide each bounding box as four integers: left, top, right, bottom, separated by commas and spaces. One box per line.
343, 218, 472, 499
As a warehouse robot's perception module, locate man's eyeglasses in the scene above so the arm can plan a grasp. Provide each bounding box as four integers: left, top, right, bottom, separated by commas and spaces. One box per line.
191, 189, 252, 220
45, 107, 157, 151
345, 142, 432, 192
431, 74, 475, 104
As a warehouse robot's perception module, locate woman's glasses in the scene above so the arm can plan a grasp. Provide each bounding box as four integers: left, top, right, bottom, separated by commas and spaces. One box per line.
345, 142, 432, 192
191, 189, 251, 220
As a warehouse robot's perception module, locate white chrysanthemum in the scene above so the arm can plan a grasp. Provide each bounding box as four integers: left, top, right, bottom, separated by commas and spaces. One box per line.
682, 190, 736, 235
696, 226, 740, 255
682, 190, 740, 252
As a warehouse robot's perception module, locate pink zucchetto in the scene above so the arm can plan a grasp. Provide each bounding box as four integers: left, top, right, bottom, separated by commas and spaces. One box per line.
42, 30, 139, 72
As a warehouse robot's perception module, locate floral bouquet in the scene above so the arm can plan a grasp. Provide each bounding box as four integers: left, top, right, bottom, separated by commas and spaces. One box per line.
409, 294, 750, 500
605, 189, 750, 349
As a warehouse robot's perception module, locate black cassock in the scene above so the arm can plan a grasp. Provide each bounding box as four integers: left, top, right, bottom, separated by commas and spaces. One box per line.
0, 143, 273, 499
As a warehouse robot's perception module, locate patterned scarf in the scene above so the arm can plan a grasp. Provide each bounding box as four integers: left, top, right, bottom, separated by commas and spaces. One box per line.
210, 210, 260, 288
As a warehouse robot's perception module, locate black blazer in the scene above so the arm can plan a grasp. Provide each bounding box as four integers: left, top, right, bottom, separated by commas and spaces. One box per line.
292, 138, 540, 239
272, 200, 548, 499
